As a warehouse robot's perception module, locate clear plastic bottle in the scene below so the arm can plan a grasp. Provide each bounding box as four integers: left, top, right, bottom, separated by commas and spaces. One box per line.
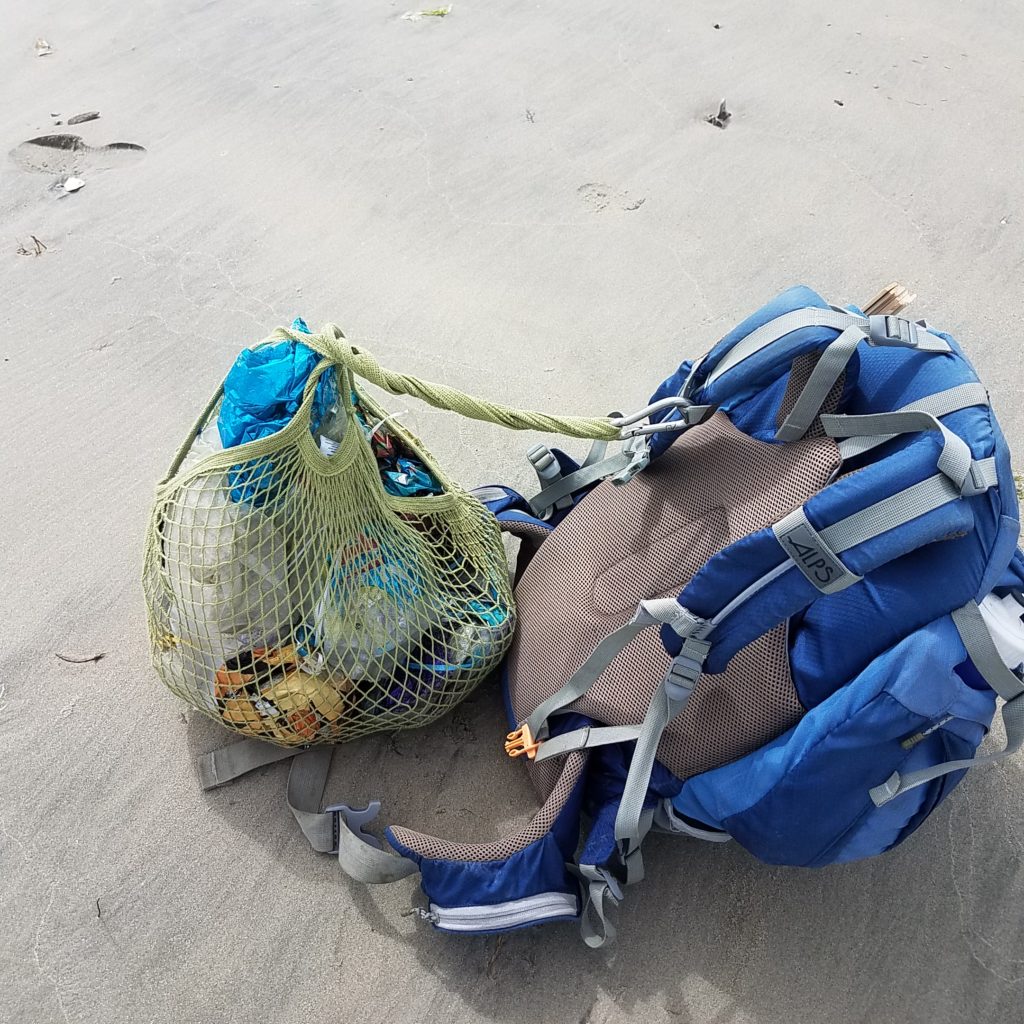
318, 401, 347, 456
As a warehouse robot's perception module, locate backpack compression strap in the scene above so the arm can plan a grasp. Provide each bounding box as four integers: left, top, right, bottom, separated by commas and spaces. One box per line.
684, 308, 950, 405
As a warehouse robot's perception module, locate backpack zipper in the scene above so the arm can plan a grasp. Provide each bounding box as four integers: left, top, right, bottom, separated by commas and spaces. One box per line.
429, 892, 578, 932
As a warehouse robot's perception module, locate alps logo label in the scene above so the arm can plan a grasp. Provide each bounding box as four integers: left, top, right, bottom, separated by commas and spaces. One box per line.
784, 533, 838, 585
772, 518, 859, 594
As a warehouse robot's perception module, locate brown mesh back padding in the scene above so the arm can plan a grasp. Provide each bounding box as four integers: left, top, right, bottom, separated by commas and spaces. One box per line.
498, 519, 551, 544
388, 751, 586, 861
776, 351, 847, 440
509, 409, 842, 793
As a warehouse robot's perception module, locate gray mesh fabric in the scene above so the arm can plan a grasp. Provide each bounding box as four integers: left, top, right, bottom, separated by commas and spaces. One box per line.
388, 750, 587, 861
509, 409, 842, 793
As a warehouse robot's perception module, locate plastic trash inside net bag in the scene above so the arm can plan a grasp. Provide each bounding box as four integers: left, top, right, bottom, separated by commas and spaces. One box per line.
144, 322, 618, 747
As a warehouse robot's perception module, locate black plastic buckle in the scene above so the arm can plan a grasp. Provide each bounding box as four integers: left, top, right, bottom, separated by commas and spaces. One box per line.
868, 314, 920, 348
325, 800, 383, 856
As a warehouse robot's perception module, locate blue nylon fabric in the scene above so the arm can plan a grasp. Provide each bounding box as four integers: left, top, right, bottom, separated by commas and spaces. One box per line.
844, 331, 979, 427
384, 760, 587, 916
708, 497, 977, 675
580, 799, 618, 867
578, 743, 682, 866
646, 285, 832, 457
787, 325, 1016, 704
476, 485, 532, 517
974, 405, 1021, 598
672, 616, 995, 866
549, 448, 582, 477
697, 323, 844, 409
714, 373, 791, 443
790, 530, 988, 707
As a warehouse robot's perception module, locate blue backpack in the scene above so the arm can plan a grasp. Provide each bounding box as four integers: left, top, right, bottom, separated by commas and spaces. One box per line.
201, 286, 1024, 946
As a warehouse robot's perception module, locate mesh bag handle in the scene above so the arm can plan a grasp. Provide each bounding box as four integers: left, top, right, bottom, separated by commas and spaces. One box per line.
286, 323, 619, 439
164, 324, 618, 484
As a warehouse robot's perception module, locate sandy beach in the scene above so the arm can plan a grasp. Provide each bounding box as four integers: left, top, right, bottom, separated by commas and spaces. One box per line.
3, 2, 1023, 1022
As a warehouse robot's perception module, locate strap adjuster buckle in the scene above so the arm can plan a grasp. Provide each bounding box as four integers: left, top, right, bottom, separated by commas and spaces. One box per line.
324, 801, 383, 855
610, 437, 651, 486
664, 638, 711, 701
505, 723, 541, 759
868, 314, 920, 348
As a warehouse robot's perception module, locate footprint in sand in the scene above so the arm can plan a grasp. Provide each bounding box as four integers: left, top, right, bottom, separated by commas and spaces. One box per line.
577, 183, 646, 213
9, 134, 146, 177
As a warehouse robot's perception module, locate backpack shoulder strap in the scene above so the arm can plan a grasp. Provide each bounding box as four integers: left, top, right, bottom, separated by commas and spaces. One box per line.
678, 411, 1000, 673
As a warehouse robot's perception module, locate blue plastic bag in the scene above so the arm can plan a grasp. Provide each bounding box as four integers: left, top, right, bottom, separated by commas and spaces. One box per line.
217, 318, 336, 505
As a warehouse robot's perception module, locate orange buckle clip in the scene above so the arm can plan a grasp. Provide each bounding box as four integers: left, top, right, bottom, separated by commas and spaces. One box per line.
505, 723, 540, 760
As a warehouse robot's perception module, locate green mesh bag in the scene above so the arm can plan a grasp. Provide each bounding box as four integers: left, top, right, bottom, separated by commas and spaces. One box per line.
144, 323, 616, 748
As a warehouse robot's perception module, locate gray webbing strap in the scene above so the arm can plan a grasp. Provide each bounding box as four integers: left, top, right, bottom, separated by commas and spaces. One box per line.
527, 444, 572, 515
286, 748, 419, 882
704, 308, 867, 389
870, 602, 1024, 806
198, 737, 297, 790
521, 602, 712, 893
702, 308, 949, 400
731, 463, 997, 636
528, 451, 633, 518
837, 383, 990, 461
583, 439, 609, 468
524, 597, 711, 740
581, 410, 623, 469
821, 410, 975, 493
577, 865, 622, 948
819, 459, 994, 555
198, 741, 417, 883
286, 746, 336, 852
533, 725, 643, 762
772, 506, 863, 594
775, 325, 867, 441
819, 473, 961, 553
952, 603, 1024, 702
612, 638, 711, 873
867, 315, 950, 352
